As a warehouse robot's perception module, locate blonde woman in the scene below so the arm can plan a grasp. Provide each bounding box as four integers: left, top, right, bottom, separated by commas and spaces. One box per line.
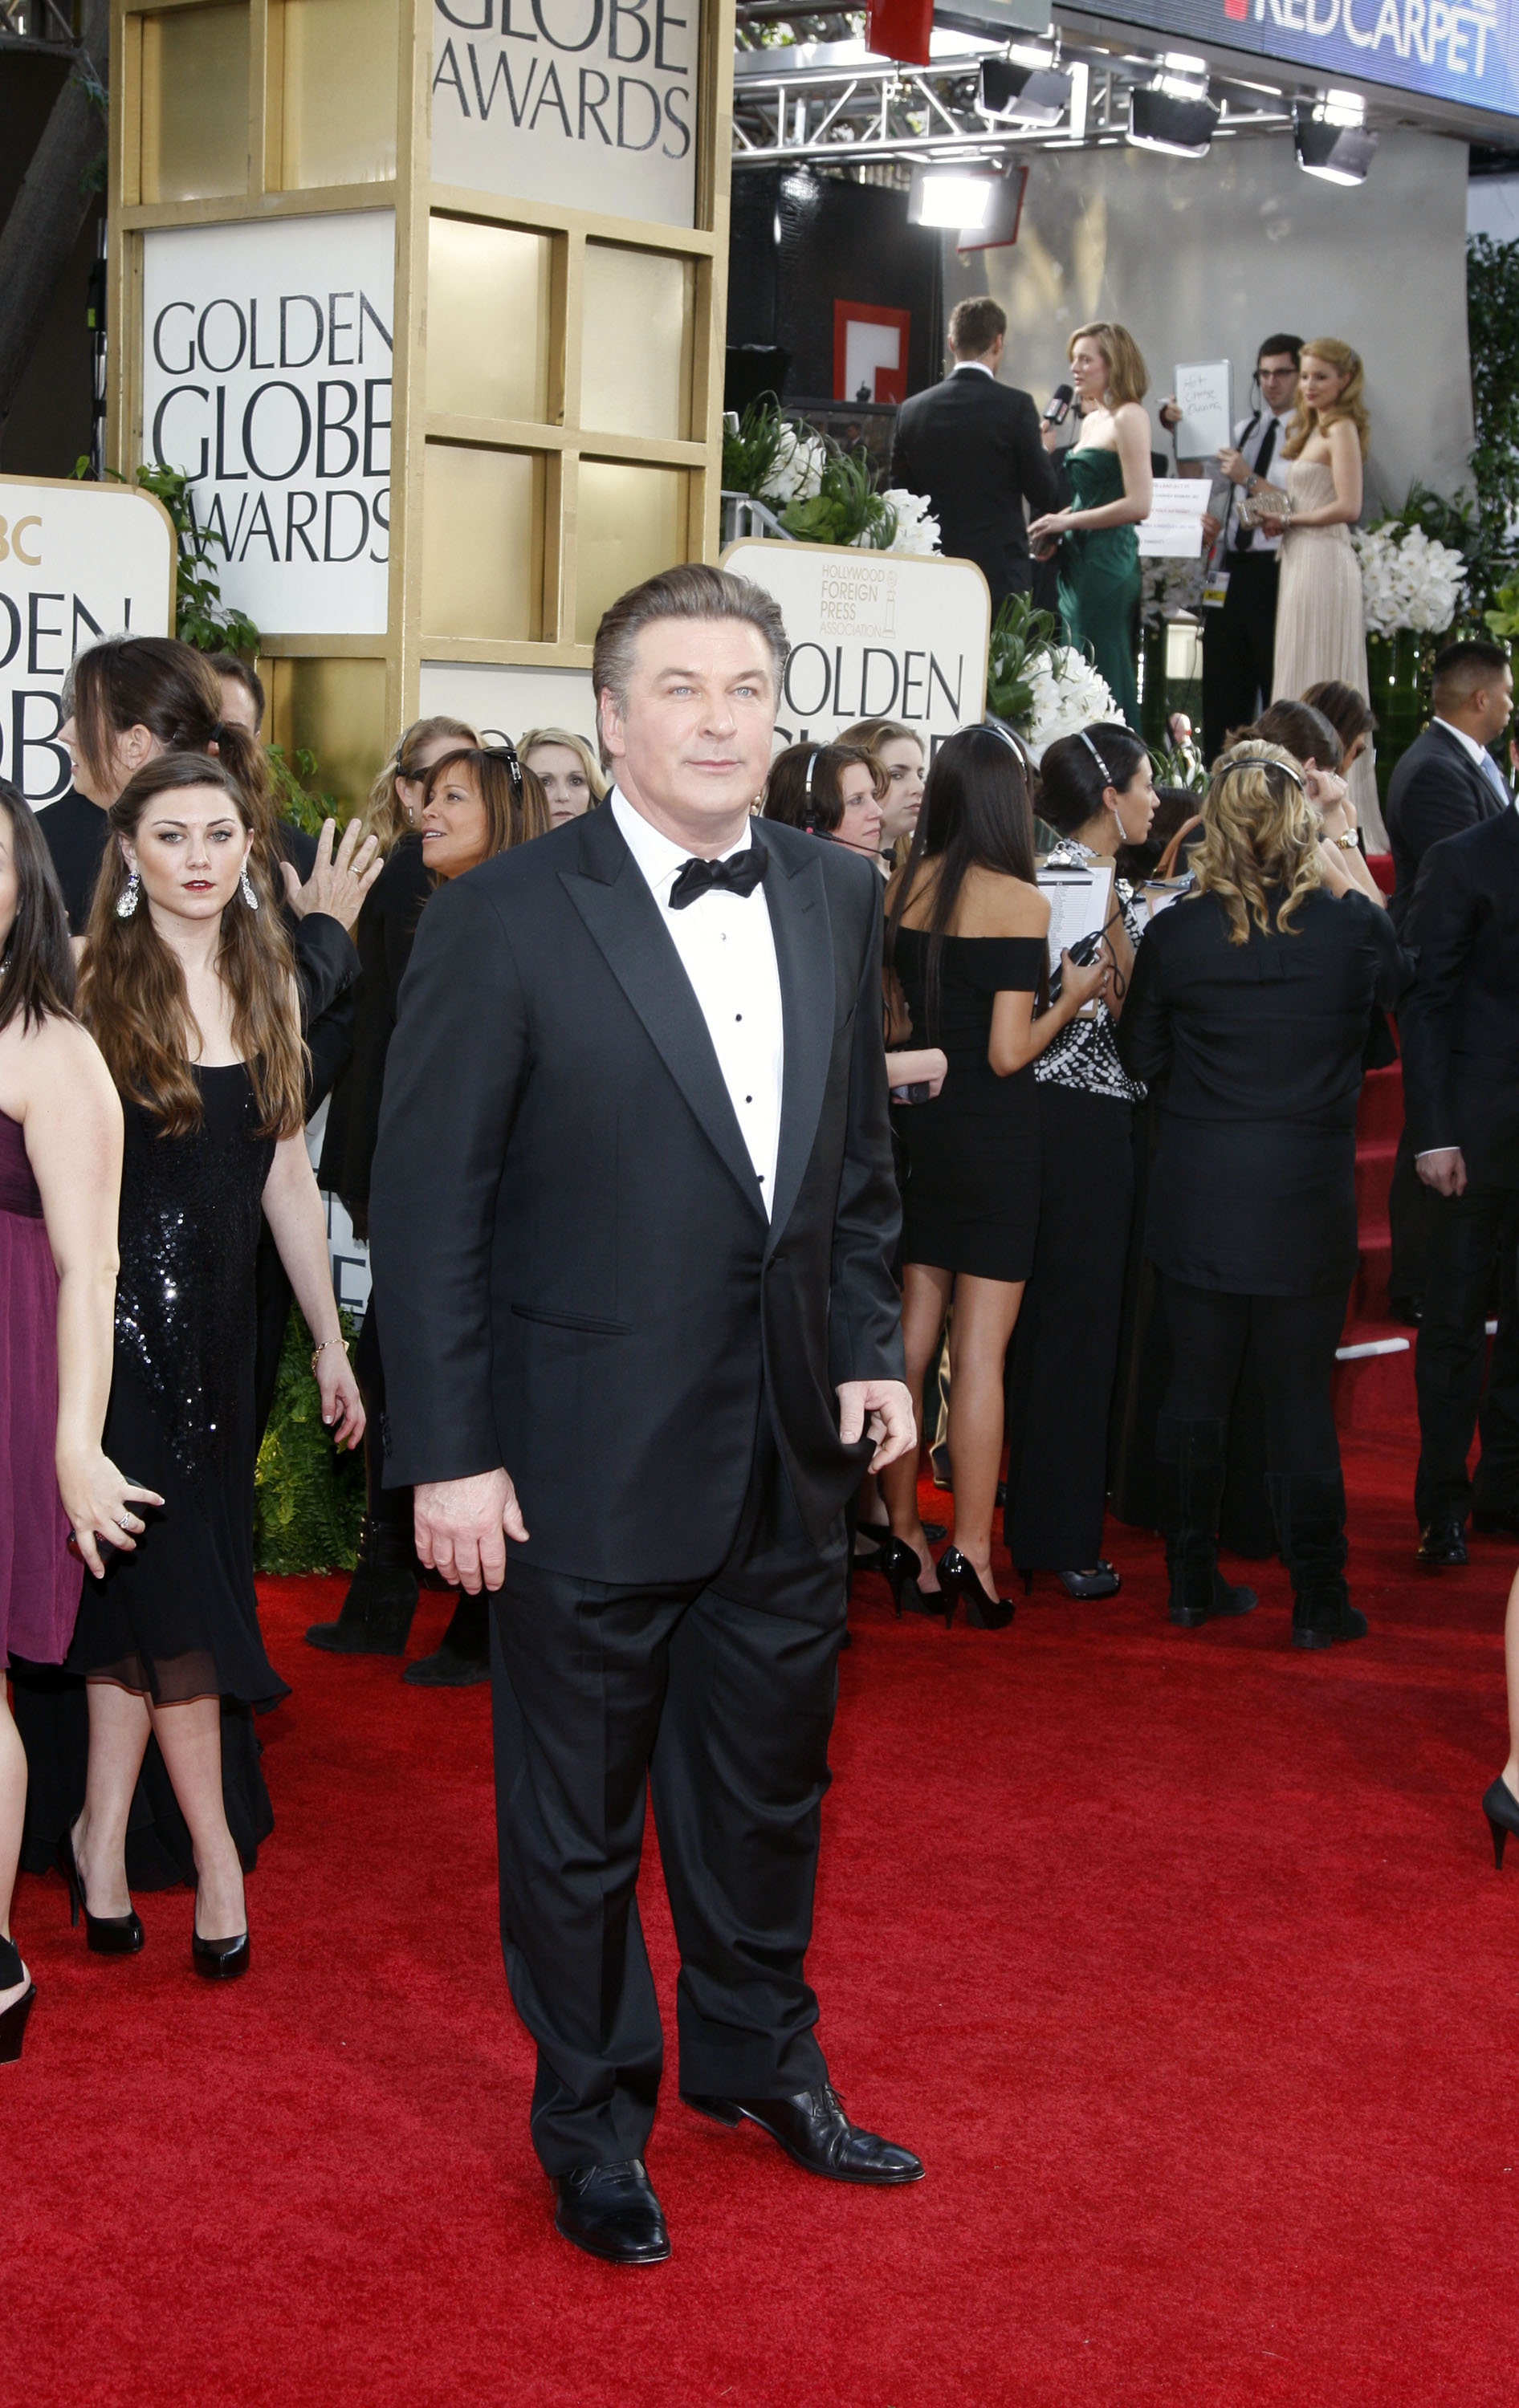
362, 714, 479, 845
1030, 320, 1154, 730
1260, 339, 1379, 837
519, 727, 607, 825
837, 718, 926, 861
1117, 742, 1408, 1649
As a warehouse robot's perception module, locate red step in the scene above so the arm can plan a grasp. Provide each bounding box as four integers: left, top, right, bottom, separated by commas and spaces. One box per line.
1333, 1319, 1415, 1436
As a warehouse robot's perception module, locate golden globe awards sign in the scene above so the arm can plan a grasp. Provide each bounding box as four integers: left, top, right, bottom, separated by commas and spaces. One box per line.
432, 0, 698, 226
140, 211, 396, 637
0, 475, 176, 803
721, 540, 991, 753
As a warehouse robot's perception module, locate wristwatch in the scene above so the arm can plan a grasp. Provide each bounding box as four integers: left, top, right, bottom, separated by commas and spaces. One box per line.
1334, 831, 1359, 850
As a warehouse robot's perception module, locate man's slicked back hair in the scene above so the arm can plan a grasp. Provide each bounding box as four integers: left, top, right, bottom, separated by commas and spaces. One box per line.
592, 563, 789, 721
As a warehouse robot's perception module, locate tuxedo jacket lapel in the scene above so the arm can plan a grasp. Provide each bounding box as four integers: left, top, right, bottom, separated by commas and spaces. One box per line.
560, 808, 767, 1222
759, 820, 835, 1255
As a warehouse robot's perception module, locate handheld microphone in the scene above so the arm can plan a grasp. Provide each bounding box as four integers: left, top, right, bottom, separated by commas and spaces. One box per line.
1041, 383, 1074, 428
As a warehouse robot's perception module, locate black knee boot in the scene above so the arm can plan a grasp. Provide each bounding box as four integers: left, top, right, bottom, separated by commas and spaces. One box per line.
1155, 1416, 1259, 1629
402, 1588, 490, 1687
1267, 1470, 1367, 1650
304, 1430, 418, 1655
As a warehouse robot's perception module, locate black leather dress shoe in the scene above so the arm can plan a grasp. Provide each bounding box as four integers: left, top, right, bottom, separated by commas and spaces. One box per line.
1417, 1518, 1468, 1566
682, 2082, 924, 2186
552, 2160, 670, 2264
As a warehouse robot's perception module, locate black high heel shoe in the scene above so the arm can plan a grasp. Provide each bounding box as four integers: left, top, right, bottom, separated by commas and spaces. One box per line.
1482, 1775, 1519, 1869
876, 1535, 953, 1626
192, 1890, 250, 1982
56, 1826, 143, 1956
937, 1548, 1015, 1631
0, 1934, 35, 2065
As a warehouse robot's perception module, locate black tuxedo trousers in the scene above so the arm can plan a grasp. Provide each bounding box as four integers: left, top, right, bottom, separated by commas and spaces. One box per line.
493, 1406, 855, 2174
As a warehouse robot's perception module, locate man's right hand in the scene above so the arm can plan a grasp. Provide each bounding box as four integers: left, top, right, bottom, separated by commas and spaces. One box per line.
414, 1469, 529, 1592
1416, 1147, 1468, 1198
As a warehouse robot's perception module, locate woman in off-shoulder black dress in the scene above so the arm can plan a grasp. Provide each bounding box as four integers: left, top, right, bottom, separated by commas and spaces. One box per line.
877, 726, 1110, 1629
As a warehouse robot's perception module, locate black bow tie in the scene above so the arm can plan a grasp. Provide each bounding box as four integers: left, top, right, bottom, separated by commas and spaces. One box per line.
669, 848, 767, 910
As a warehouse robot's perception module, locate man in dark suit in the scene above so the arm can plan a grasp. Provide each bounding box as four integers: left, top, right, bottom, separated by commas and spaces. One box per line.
1383, 640, 1514, 1322
1386, 640, 1514, 930
1399, 807, 1519, 1564
889, 295, 1057, 613
369, 564, 921, 2265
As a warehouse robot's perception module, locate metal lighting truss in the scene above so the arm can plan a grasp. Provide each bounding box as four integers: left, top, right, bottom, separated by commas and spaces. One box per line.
0, 0, 88, 55
731, 25, 1299, 173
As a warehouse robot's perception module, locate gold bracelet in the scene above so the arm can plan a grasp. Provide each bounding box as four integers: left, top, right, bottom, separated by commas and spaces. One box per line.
310, 1336, 348, 1376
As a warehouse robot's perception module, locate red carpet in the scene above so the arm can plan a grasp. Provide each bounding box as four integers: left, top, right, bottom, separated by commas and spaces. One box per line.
7, 1435, 1517, 2408
10, 966, 1517, 2405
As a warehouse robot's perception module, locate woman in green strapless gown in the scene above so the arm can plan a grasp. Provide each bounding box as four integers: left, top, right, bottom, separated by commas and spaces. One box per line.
1057, 449, 1142, 728
1029, 320, 1155, 733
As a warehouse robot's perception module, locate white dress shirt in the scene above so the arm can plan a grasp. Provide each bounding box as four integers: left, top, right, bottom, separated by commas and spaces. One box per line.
611, 790, 784, 1216
951, 359, 995, 379
1433, 716, 1513, 804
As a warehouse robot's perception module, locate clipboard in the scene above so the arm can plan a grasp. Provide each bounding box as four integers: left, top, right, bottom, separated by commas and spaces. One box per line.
1036, 856, 1116, 1018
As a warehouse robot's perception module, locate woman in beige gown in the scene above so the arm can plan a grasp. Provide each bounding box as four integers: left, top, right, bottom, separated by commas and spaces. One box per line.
1263, 339, 1384, 848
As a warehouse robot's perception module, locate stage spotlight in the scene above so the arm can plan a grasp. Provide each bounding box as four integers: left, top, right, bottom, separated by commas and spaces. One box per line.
1127, 71, 1219, 158
906, 165, 1002, 228
1293, 96, 1379, 185
979, 54, 1072, 128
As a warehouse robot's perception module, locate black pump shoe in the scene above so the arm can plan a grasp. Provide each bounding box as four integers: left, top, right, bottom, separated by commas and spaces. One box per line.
192, 1893, 250, 1982
0, 1935, 35, 2065
875, 1534, 951, 1625
1058, 1563, 1122, 1601
56, 1827, 143, 1956
1483, 1775, 1519, 1869
936, 1547, 1013, 1630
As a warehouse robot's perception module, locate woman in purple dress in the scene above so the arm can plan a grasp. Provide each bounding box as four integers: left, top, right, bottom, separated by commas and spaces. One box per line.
0, 780, 157, 2063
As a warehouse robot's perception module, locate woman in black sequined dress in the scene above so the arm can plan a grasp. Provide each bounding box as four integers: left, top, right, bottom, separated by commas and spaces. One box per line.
59, 753, 362, 1977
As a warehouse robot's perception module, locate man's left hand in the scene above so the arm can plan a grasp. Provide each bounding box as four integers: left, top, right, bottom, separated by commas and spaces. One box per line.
837, 1379, 916, 1473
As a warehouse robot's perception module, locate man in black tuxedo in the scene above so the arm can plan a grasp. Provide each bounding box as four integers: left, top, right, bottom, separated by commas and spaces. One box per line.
369, 564, 920, 2264
1383, 640, 1514, 1323
1399, 807, 1519, 1564
889, 295, 1057, 613
1386, 640, 1514, 930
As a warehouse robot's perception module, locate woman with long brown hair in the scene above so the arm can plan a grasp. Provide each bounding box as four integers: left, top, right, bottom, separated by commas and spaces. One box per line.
1117, 742, 1407, 1648
1260, 338, 1380, 840
59, 752, 362, 1979
307, 742, 548, 1687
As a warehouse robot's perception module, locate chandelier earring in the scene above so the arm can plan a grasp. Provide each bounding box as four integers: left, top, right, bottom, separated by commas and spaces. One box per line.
115, 868, 141, 920
239, 863, 259, 910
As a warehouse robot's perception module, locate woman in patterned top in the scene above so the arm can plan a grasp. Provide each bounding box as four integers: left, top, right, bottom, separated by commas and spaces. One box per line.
1003, 722, 1156, 1597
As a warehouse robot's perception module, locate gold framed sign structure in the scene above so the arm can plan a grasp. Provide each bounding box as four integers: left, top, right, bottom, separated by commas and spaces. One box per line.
106, 0, 737, 806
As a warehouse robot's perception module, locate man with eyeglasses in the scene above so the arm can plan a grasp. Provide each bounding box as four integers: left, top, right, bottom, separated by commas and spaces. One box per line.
1161, 336, 1302, 763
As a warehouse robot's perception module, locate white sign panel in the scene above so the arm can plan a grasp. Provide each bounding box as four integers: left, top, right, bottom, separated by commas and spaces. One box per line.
0, 476, 176, 803
432, 0, 698, 229
140, 212, 395, 637
418, 658, 597, 748
1137, 479, 1212, 560
1171, 360, 1232, 460
721, 541, 991, 754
